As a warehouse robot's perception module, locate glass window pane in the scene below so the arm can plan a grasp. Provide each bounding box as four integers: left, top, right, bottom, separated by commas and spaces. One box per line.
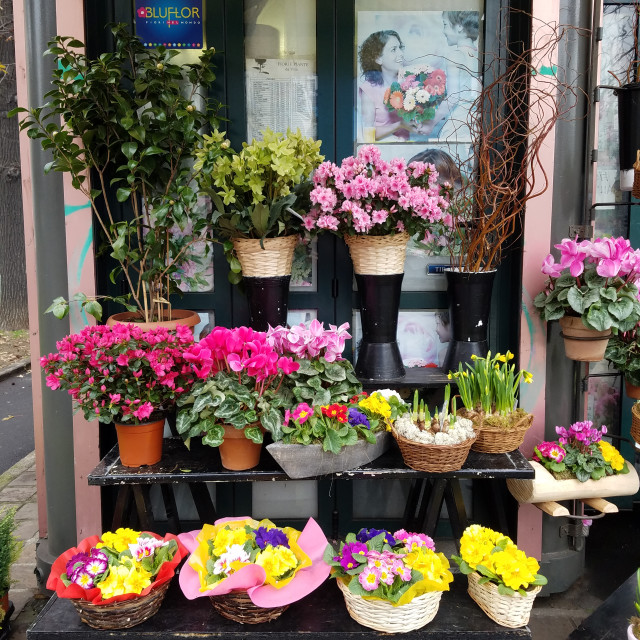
244, 0, 317, 140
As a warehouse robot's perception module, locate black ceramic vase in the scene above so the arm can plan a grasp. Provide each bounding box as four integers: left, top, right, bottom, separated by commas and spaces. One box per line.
442, 269, 496, 374
243, 276, 291, 331
355, 273, 405, 380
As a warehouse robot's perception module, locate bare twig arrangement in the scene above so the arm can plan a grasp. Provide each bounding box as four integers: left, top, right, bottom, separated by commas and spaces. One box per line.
449, 11, 587, 272
607, 2, 640, 87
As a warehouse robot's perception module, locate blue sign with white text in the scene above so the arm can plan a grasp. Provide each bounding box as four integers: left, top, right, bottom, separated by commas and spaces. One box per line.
135, 1, 204, 49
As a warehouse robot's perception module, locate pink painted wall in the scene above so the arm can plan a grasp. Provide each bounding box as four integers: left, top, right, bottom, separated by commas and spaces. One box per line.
517, 0, 561, 559
55, 0, 102, 539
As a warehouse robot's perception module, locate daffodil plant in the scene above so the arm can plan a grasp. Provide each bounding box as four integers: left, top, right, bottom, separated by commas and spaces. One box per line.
449, 351, 532, 416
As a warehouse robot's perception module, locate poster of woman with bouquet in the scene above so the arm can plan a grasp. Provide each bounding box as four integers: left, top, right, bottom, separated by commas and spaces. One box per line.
356, 8, 481, 144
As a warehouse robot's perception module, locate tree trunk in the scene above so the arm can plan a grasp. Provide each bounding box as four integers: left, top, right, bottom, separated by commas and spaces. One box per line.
0, 2, 28, 330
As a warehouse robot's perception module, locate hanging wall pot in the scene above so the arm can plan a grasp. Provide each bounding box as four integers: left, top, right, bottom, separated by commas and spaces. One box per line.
615, 82, 640, 192
442, 269, 496, 374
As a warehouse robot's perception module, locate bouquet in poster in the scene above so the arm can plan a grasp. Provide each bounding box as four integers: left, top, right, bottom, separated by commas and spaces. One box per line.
384, 65, 447, 124
46, 528, 186, 603
324, 528, 453, 605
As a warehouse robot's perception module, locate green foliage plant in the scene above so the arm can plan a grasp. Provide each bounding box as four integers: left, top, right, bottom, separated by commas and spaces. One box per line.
604, 325, 640, 386
11, 24, 224, 322
0, 507, 23, 597
194, 128, 323, 282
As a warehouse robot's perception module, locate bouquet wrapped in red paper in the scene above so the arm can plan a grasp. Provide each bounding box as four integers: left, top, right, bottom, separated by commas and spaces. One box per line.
47, 527, 187, 629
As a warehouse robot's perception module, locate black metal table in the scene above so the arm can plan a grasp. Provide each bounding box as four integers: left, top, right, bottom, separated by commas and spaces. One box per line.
88, 437, 534, 544
27, 574, 532, 639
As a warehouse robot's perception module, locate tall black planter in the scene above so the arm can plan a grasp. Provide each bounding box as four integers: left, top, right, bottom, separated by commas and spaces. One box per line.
615, 82, 640, 191
244, 276, 290, 331
355, 273, 405, 380
442, 269, 496, 374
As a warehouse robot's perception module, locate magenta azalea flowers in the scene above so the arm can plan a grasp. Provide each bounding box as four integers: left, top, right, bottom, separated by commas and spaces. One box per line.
41, 323, 195, 424
325, 528, 452, 603
534, 236, 640, 332
304, 145, 452, 238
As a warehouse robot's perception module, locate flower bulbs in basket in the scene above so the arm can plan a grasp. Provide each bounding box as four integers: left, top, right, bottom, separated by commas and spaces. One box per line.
46, 528, 187, 629
324, 528, 453, 633
178, 517, 330, 623
392, 385, 477, 472
450, 351, 534, 453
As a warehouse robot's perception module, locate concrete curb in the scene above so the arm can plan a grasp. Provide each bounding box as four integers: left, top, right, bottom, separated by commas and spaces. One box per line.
0, 359, 31, 383
0, 451, 36, 492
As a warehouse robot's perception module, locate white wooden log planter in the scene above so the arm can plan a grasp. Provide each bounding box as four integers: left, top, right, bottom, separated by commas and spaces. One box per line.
506, 460, 639, 504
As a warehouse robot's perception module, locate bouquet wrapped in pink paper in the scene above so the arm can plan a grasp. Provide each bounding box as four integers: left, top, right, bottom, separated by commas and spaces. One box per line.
178, 516, 329, 623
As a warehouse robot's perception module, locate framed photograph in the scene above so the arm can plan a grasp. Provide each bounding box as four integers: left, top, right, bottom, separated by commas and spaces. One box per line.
287, 309, 318, 326
352, 309, 450, 368
355, 9, 482, 145
290, 238, 318, 291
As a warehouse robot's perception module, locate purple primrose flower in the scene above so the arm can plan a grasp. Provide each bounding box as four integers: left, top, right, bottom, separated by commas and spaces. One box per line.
348, 407, 371, 429
254, 526, 289, 550
340, 541, 368, 571
356, 528, 396, 545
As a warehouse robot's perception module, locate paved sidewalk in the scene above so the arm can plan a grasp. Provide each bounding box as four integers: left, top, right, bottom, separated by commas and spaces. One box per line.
0, 451, 48, 640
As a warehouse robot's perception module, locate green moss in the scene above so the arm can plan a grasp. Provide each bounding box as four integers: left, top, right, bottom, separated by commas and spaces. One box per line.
483, 407, 530, 431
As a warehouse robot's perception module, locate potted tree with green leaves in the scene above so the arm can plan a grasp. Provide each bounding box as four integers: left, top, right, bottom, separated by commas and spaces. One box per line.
11, 24, 224, 325
0, 508, 22, 625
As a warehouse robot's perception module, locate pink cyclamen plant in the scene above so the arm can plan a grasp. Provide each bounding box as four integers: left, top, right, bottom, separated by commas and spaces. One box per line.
266, 320, 351, 363
41, 323, 195, 424
304, 145, 452, 238
534, 236, 640, 332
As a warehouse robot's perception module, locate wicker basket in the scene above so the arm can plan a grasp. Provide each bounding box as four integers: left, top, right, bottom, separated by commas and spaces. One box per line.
391, 427, 476, 472
336, 578, 442, 633
232, 236, 297, 277
471, 412, 533, 454
209, 590, 289, 624
467, 571, 541, 628
631, 403, 640, 446
70, 581, 170, 629
344, 232, 409, 275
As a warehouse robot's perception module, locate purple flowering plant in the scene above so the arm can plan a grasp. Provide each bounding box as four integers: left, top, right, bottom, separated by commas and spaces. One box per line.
534, 237, 640, 332
324, 528, 453, 604
41, 323, 196, 424
532, 420, 629, 482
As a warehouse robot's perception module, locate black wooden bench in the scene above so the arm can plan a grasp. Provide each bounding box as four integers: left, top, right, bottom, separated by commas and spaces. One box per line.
28, 574, 532, 639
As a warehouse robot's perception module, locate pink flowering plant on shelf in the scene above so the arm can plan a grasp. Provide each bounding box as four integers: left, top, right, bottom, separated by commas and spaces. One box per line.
324, 527, 452, 605
533, 420, 629, 483
303, 145, 452, 238
266, 320, 362, 405
41, 324, 195, 424
175, 326, 300, 447
533, 236, 640, 332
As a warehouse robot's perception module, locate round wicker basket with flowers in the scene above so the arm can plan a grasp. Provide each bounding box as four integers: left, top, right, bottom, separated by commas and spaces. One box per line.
392, 385, 477, 472
449, 351, 533, 454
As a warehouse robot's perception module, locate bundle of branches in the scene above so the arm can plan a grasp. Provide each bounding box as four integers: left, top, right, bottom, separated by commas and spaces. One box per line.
449, 11, 586, 272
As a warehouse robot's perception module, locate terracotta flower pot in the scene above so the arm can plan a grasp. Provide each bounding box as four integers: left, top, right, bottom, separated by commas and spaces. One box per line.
559, 316, 611, 362
218, 425, 263, 471
115, 418, 165, 467
626, 379, 640, 400
107, 309, 200, 333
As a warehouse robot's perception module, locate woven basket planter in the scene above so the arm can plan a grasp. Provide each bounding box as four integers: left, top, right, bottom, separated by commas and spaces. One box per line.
631, 403, 640, 445
209, 590, 289, 624
467, 571, 541, 628
70, 581, 170, 629
471, 412, 533, 454
344, 232, 409, 275
337, 578, 442, 633
232, 236, 297, 277
392, 427, 476, 472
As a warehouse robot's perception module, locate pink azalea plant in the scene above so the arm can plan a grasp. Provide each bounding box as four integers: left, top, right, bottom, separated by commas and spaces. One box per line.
176, 326, 300, 447
534, 236, 640, 332
41, 324, 195, 424
303, 145, 452, 238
